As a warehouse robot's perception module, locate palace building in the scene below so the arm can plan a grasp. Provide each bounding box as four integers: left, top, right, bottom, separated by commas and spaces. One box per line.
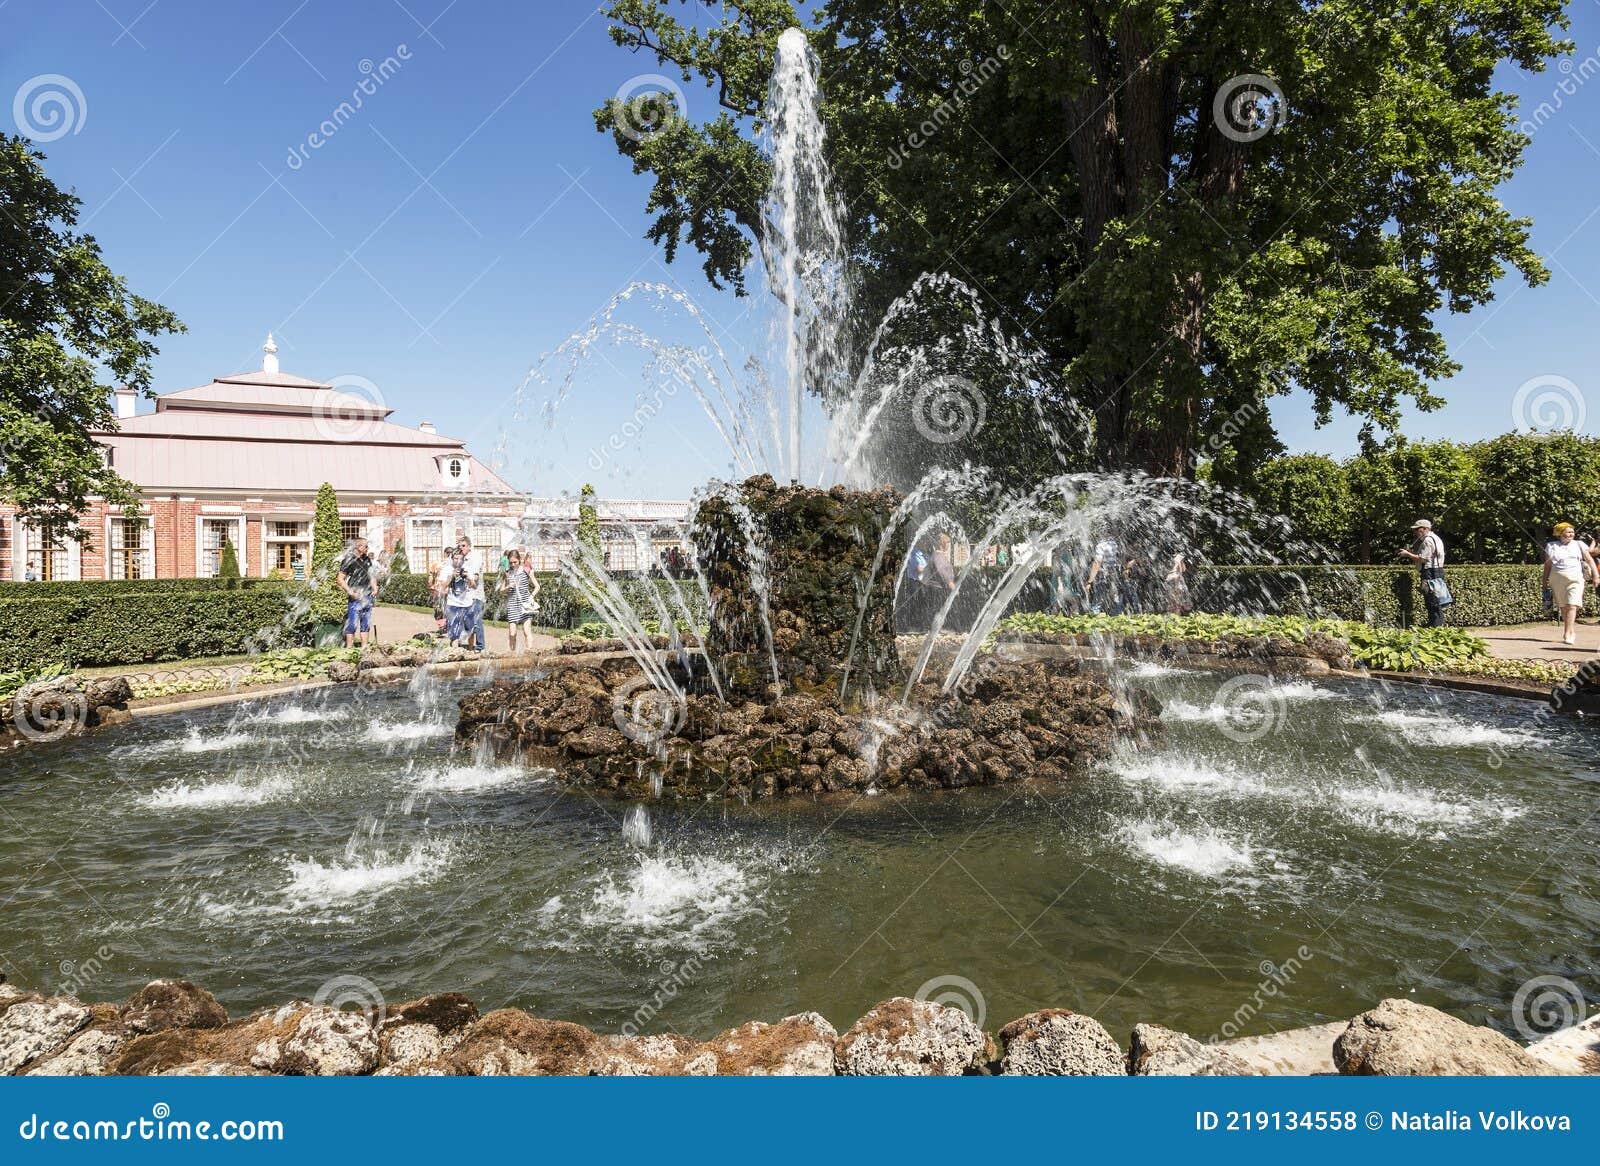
1, 336, 693, 581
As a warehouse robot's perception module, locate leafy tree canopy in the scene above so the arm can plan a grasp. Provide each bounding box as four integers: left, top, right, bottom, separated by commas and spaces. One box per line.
594, 0, 1567, 483
0, 134, 183, 542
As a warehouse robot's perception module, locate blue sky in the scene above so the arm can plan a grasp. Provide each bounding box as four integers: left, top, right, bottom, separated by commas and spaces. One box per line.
6, 0, 1600, 499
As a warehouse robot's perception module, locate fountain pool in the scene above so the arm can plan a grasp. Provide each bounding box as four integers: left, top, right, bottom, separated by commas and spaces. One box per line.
2, 667, 1594, 1042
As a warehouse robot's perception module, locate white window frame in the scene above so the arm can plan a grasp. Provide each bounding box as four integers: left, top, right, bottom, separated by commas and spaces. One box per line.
15, 520, 81, 581
105, 514, 153, 580
196, 515, 246, 578
408, 517, 446, 574
264, 519, 311, 577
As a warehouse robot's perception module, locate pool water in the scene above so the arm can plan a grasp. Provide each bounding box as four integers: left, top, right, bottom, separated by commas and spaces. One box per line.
1, 663, 1595, 1043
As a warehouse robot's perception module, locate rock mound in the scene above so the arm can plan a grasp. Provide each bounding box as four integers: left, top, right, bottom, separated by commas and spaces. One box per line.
1333, 998, 1552, 1076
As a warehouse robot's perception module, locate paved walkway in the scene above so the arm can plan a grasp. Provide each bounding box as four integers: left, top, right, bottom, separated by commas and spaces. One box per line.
373, 604, 561, 654
1469, 621, 1600, 662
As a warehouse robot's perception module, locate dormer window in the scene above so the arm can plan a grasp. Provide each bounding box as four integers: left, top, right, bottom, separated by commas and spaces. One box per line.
437, 454, 470, 488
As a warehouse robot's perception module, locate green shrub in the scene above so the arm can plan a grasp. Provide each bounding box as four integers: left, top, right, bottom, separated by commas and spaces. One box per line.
994, 611, 1489, 673
0, 587, 314, 670
0, 577, 280, 598
219, 537, 241, 580
1192, 564, 1593, 627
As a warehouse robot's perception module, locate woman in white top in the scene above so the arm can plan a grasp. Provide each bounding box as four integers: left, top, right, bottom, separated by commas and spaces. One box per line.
1543, 522, 1596, 646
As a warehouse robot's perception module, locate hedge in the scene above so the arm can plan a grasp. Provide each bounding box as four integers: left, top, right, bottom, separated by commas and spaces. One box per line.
0, 577, 280, 598
1192, 564, 1596, 628
0, 586, 314, 670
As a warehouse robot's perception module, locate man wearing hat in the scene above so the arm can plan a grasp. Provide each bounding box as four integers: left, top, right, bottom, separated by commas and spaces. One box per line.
1396, 519, 1449, 627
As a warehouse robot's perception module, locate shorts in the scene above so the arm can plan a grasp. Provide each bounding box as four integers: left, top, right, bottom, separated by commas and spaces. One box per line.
344, 596, 373, 634
1551, 569, 1585, 608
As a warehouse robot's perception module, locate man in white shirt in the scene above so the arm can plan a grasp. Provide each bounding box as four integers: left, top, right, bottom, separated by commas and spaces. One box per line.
454, 532, 486, 650
1396, 518, 1448, 627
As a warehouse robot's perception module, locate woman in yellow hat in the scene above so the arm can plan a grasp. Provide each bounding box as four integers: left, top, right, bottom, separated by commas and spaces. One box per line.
1543, 522, 1596, 646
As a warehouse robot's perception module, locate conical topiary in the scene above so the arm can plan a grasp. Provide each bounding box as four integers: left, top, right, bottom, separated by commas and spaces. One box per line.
218, 536, 241, 581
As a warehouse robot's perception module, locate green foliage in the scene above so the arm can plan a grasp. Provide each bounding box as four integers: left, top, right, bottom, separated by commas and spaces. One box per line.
1195, 563, 1595, 627
0, 586, 314, 671
309, 482, 346, 623
996, 611, 1489, 672
218, 537, 241, 580
1247, 454, 1353, 555
246, 646, 359, 682
1233, 432, 1600, 564
1444, 656, 1578, 685
577, 483, 602, 561
0, 661, 66, 706
388, 542, 409, 578
0, 134, 184, 542
595, 1, 1567, 481
0, 577, 279, 598
576, 621, 607, 640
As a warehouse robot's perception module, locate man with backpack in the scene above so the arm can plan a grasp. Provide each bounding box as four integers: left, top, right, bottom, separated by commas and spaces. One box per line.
1396, 519, 1450, 628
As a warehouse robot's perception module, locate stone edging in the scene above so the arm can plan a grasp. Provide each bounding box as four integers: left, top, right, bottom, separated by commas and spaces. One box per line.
2, 979, 1589, 1078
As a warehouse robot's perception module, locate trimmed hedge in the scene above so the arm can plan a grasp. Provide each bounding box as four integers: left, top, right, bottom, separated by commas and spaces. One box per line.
0, 586, 314, 670
1192, 564, 1596, 628
0, 577, 279, 598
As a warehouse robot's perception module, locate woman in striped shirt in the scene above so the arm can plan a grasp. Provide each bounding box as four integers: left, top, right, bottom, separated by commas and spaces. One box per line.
500, 548, 540, 654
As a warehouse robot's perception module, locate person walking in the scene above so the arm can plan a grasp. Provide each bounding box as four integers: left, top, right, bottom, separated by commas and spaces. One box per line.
337, 537, 376, 648
454, 532, 487, 651
22, 559, 38, 582
1543, 523, 1596, 647
1164, 550, 1193, 615
1050, 545, 1081, 614
1085, 533, 1123, 615
443, 547, 474, 646
1396, 519, 1450, 628
500, 548, 540, 653
291, 550, 306, 582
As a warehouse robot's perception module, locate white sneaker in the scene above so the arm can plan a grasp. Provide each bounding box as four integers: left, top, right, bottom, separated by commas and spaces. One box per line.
1564, 633, 1577, 645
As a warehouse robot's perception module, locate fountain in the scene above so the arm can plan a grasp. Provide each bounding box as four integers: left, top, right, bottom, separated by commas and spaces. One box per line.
455, 29, 1164, 796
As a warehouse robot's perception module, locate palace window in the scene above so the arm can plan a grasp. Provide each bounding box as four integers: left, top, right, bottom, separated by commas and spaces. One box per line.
472, 521, 502, 566
21, 524, 74, 581
410, 519, 445, 573
200, 518, 243, 577
340, 519, 366, 547
109, 517, 151, 580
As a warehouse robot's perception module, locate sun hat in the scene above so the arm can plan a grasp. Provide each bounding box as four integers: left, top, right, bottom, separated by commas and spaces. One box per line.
1553, 522, 1576, 536
1410, 519, 1432, 530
